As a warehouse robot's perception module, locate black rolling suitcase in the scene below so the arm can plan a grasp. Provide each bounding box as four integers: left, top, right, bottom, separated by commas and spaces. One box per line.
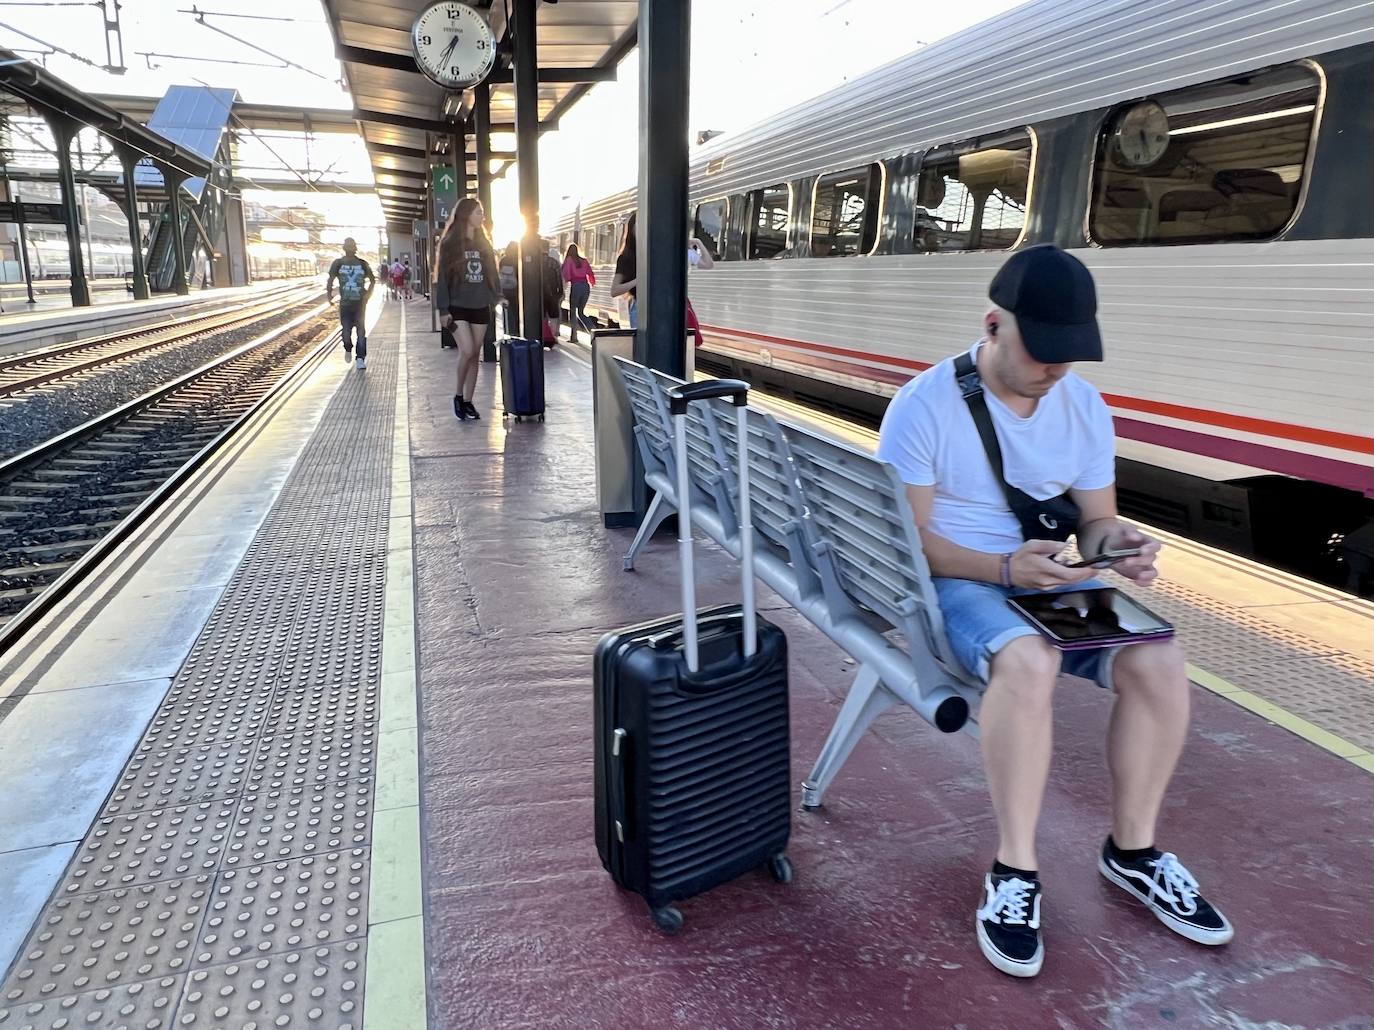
594, 379, 792, 933
499, 336, 545, 422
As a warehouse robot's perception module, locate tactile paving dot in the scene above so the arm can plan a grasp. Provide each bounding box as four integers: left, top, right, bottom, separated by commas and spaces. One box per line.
67, 801, 237, 893
224, 781, 373, 868
260, 678, 378, 739
103, 741, 257, 816
196, 851, 368, 964
139, 685, 277, 752
247, 729, 375, 794
175, 941, 364, 1028
0, 975, 182, 1029
2, 879, 211, 1004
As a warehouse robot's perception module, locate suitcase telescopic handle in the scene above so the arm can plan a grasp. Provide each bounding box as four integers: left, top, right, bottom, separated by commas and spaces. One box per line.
667, 380, 756, 673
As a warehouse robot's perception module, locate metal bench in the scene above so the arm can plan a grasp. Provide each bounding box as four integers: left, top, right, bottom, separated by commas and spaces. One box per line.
613, 357, 982, 809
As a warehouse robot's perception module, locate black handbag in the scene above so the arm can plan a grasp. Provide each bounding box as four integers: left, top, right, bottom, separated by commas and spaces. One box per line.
954, 351, 1079, 543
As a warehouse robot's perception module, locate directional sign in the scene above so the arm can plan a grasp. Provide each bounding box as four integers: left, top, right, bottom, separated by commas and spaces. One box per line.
0, 201, 66, 225
430, 164, 458, 229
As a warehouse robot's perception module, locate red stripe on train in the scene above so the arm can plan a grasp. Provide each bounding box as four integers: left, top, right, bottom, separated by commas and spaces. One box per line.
700, 324, 1374, 456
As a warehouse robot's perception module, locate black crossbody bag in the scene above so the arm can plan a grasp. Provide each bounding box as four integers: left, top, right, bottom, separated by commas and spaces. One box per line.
954, 351, 1079, 543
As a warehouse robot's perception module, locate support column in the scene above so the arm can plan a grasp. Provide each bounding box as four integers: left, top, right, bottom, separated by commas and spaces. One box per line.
513, 0, 543, 343
473, 88, 497, 359
45, 116, 91, 308
159, 165, 190, 296
115, 145, 150, 300
635, 0, 691, 377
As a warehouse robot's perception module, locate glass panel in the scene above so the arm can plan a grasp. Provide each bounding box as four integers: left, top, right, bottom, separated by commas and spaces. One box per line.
694, 199, 728, 260
748, 185, 790, 260
1090, 64, 1318, 246
811, 165, 879, 257
915, 134, 1031, 253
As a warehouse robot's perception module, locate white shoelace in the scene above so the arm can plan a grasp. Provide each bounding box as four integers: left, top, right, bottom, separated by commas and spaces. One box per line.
1150, 853, 1201, 915
978, 877, 1039, 928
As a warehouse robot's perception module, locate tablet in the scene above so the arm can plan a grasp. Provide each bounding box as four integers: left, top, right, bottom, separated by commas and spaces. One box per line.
1006, 588, 1174, 650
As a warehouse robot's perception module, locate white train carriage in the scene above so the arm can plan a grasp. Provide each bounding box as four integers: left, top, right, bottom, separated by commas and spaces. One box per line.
551, 0, 1374, 587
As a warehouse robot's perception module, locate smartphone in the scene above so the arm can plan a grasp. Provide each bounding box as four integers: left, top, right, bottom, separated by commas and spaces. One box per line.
1062, 547, 1142, 569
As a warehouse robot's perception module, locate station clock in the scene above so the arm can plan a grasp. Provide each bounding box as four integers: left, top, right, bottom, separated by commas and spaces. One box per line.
411, 3, 497, 89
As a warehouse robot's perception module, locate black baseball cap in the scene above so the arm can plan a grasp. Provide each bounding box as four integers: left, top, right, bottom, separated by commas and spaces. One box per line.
988, 244, 1103, 363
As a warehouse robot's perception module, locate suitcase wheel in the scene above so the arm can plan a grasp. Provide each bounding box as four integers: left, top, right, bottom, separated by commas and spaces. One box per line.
767, 853, 793, 885
651, 905, 684, 934
538, 414, 544, 422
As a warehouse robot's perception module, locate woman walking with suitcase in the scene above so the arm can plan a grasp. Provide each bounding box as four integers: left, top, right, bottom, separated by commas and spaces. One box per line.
436, 198, 502, 421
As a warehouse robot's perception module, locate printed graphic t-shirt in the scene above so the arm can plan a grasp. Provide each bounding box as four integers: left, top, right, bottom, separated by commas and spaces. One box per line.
329, 256, 372, 305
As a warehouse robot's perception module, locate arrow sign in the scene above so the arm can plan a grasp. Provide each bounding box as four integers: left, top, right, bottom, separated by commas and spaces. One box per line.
430, 164, 459, 230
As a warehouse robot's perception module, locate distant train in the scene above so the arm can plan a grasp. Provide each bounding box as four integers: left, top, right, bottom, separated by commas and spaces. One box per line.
21, 238, 136, 280
5, 238, 321, 284
551, 0, 1374, 590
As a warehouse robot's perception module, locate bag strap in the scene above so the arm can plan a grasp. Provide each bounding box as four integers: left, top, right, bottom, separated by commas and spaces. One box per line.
953, 350, 1023, 512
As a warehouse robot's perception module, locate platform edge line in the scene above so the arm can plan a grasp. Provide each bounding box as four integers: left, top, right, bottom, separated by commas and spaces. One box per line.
364, 308, 429, 1030
1187, 662, 1373, 773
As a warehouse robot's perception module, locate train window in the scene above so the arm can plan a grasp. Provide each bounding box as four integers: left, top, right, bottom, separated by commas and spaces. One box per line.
693, 198, 728, 260
914, 132, 1031, 253
810, 165, 881, 257
596, 221, 617, 264
1089, 63, 1319, 246
746, 184, 791, 259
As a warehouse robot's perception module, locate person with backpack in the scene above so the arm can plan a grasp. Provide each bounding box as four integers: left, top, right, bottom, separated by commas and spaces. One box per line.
541, 241, 565, 347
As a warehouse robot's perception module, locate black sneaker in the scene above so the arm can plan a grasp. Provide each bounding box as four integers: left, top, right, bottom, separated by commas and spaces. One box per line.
463, 400, 481, 420
1098, 841, 1233, 945
976, 871, 1043, 977
453, 396, 468, 420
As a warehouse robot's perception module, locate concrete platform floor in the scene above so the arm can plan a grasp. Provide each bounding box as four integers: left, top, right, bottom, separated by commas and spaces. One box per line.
405, 313, 1374, 1027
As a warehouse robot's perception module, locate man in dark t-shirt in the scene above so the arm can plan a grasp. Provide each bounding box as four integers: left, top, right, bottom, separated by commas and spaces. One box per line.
326, 238, 376, 370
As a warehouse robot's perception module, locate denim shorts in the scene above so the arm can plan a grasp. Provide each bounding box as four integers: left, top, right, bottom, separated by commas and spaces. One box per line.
933, 577, 1120, 688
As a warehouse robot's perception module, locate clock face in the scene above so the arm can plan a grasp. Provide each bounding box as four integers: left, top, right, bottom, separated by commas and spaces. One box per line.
1113, 101, 1171, 168
412, 3, 496, 89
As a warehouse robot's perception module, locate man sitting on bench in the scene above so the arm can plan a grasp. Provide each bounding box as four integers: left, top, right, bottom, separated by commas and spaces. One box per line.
876, 244, 1233, 978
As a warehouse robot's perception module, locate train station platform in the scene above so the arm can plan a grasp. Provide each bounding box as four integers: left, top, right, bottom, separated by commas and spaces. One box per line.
0, 279, 317, 355
0, 296, 1370, 1028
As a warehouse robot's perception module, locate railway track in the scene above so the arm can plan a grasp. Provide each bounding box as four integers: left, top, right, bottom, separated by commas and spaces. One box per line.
0, 303, 339, 636
0, 283, 317, 397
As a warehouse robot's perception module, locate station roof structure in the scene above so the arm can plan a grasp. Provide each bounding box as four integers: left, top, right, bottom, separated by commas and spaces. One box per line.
0, 47, 212, 183
319, 0, 638, 234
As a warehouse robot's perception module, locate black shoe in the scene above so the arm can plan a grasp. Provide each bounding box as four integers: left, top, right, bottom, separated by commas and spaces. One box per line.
1098, 840, 1233, 945
976, 871, 1043, 977
453, 396, 468, 420
463, 400, 480, 420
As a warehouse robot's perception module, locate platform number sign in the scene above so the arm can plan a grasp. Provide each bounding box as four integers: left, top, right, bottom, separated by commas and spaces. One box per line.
411, 3, 496, 89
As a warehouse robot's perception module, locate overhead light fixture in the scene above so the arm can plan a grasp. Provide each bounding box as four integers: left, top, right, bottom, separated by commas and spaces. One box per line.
1171, 104, 1315, 136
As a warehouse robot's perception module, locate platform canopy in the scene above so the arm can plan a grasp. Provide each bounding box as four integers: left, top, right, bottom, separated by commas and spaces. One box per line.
319, 0, 637, 236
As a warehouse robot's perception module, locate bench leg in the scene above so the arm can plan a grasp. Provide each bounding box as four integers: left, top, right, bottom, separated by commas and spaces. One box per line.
623, 490, 673, 571
801, 665, 896, 809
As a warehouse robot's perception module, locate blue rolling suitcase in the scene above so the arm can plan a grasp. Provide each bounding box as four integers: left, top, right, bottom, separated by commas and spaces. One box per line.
499, 336, 545, 422
594, 380, 792, 933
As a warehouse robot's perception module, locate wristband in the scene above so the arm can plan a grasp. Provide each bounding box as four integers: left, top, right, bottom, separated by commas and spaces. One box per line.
999, 552, 1013, 588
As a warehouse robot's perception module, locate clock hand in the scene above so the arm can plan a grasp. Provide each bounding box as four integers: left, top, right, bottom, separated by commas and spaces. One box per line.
438, 34, 460, 68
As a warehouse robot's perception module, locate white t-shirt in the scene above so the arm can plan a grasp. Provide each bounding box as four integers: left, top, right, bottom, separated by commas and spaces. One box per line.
876, 342, 1117, 554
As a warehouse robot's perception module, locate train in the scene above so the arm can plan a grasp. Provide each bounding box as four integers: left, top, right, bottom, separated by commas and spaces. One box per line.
550, 0, 1374, 592
0, 238, 321, 285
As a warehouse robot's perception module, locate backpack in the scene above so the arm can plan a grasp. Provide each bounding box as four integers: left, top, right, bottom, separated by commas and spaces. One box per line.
499, 261, 518, 293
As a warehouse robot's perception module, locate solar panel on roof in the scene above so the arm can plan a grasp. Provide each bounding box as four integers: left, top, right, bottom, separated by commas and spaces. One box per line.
133, 85, 237, 200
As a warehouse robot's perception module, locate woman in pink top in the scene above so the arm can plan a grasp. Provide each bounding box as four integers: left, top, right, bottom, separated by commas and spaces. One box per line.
562, 243, 596, 344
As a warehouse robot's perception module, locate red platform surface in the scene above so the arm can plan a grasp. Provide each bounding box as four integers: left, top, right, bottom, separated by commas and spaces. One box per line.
404, 333, 1374, 1028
